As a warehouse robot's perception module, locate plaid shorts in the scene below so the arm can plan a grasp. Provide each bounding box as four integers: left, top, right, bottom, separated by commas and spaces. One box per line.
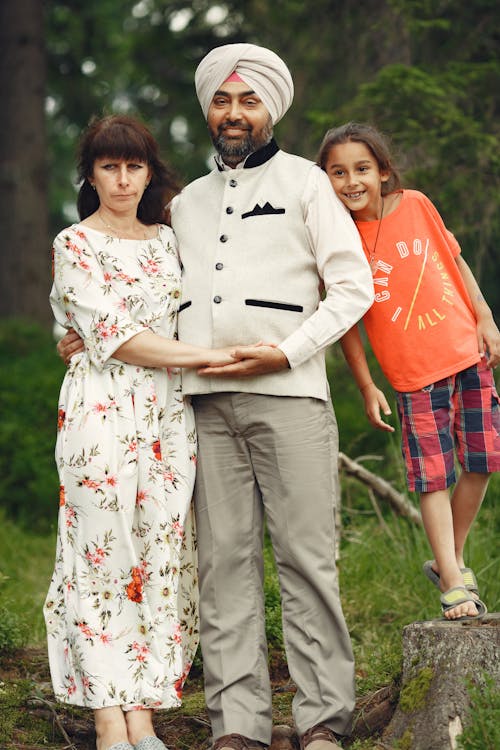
396, 360, 500, 493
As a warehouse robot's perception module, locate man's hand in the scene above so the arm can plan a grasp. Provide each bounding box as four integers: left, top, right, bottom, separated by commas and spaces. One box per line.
198, 345, 289, 377
57, 327, 84, 365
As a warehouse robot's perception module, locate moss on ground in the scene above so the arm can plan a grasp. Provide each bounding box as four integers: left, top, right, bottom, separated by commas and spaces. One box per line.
0, 648, 299, 750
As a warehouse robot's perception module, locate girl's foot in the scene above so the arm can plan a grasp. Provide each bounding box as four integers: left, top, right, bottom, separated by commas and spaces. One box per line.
440, 586, 487, 621
423, 560, 480, 599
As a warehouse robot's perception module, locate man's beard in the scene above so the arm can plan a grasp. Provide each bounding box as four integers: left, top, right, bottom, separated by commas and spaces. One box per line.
210, 117, 273, 164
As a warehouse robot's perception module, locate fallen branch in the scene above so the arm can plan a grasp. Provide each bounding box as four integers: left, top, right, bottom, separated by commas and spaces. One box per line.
338, 452, 422, 526
28, 694, 78, 750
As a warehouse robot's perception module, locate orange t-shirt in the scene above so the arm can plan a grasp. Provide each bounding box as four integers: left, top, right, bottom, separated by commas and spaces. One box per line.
356, 190, 480, 391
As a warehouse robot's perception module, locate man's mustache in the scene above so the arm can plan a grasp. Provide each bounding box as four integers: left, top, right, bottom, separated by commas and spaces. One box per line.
219, 121, 251, 133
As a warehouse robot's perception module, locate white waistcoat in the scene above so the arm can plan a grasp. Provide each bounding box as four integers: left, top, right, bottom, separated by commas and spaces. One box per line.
171, 148, 373, 399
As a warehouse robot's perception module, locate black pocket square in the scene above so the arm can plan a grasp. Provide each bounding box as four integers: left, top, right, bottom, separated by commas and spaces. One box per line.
241, 201, 285, 219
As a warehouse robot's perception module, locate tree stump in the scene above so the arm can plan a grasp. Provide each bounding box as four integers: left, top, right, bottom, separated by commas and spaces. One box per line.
382, 613, 500, 750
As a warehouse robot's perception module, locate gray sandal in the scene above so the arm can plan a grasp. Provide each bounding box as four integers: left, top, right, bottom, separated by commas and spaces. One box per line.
423, 560, 480, 596
440, 586, 487, 621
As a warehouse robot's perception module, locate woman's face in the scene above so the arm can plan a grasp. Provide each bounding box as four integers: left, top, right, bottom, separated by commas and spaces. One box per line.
90, 157, 151, 214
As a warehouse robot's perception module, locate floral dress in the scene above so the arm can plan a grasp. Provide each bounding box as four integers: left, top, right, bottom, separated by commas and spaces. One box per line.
44, 224, 198, 710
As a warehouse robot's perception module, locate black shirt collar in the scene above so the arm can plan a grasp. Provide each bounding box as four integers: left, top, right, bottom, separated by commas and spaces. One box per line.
215, 138, 280, 171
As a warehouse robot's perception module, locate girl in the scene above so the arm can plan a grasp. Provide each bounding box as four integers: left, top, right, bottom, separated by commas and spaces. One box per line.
317, 121, 500, 621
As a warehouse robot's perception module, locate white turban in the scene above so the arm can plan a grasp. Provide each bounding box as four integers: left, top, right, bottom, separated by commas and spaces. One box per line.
195, 43, 294, 125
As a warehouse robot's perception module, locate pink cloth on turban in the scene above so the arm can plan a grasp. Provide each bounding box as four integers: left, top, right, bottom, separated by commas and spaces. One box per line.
224, 71, 245, 83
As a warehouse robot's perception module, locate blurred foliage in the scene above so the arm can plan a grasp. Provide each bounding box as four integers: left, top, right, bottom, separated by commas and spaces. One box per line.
0, 320, 396, 532
44, 1, 500, 318
2, 318, 496, 533
45, 0, 408, 204
328, 342, 398, 458
0, 599, 26, 654
0, 320, 65, 532
39, 0, 500, 530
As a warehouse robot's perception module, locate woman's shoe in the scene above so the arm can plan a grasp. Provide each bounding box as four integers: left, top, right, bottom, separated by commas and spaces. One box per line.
134, 738, 168, 750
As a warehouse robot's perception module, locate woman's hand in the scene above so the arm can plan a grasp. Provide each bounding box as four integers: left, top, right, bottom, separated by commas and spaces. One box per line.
205, 347, 241, 367
57, 328, 84, 365
198, 345, 289, 377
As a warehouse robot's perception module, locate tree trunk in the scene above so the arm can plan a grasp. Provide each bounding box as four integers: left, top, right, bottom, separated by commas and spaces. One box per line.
382, 613, 500, 750
0, 0, 51, 325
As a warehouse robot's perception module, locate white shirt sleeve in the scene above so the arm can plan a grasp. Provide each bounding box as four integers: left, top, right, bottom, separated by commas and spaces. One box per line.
278, 166, 374, 368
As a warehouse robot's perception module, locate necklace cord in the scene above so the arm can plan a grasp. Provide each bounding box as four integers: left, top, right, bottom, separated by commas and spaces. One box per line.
97, 209, 149, 239
361, 196, 385, 270
371, 196, 385, 261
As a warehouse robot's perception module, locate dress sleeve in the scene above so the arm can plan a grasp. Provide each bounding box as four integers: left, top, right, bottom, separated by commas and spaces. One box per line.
50, 227, 148, 370
278, 167, 375, 368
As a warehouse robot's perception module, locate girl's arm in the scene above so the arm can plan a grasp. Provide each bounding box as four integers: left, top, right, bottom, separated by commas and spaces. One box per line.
455, 255, 500, 369
340, 325, 395, 432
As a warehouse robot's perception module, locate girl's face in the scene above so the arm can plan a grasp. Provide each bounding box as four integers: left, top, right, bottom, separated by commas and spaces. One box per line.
324, 140, 389, 221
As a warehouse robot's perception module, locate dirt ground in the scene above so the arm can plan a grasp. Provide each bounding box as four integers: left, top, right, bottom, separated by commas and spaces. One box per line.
0, 648, 395, 749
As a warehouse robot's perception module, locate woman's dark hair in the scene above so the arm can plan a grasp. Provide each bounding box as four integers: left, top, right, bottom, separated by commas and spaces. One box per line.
76, 114, 181, 223
316, 121, 402, 196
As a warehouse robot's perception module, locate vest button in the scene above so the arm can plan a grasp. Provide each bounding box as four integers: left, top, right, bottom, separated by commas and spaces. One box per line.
229, 179, 237, 187
219, 234, 228, 243
226, 206, 234, 214
213, 295, 222, 304
215, 262, 223, 270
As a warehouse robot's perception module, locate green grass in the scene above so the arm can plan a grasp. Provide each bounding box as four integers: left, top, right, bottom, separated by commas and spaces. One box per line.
0, 477, 498, 748
339, 473, 499, 696
0, 318, 498, 742
0, 320, 65, 533
457, 675, 500, 750
0, 508, 56, 648
1, 473, 498, 662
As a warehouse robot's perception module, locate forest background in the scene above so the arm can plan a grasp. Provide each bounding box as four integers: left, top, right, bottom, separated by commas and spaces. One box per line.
0, 1, 499, 749
1, 0, 500, 323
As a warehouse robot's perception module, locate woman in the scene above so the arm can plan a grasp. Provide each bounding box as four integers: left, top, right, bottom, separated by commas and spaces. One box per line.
44, 115, 235, 750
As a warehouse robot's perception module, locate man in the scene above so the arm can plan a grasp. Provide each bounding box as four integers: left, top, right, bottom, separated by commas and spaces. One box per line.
58, 44, 374, 750
170, 44, 374, 750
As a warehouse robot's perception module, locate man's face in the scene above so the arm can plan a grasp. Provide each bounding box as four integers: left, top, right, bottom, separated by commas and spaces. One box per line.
207, 81, 273, 167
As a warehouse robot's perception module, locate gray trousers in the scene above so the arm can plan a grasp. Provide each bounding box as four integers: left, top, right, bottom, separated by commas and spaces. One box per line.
192, 393, 355, 744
